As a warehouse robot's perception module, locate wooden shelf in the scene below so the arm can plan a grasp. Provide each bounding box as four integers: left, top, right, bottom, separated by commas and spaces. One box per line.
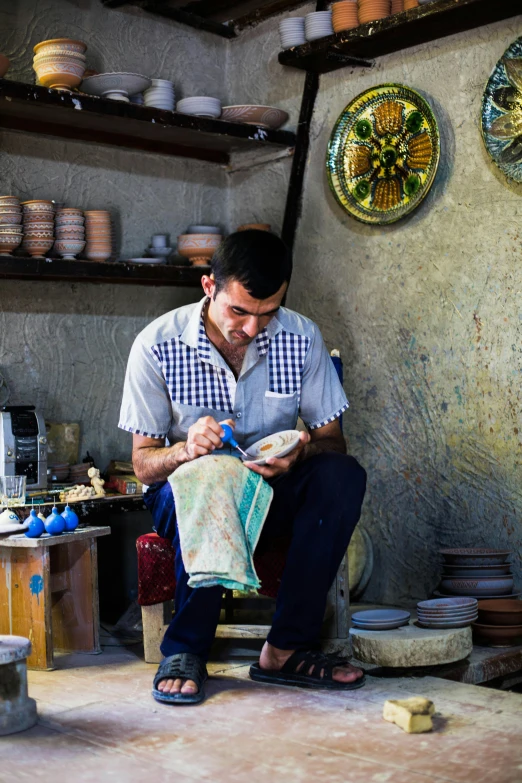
0, 79, 295, 164
101, 0, 308, 37
279, 0, 521, 73
0, 257, 207, 286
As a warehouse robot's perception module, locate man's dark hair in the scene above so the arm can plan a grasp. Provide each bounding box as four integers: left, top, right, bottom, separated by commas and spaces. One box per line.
211, 230, 292, 300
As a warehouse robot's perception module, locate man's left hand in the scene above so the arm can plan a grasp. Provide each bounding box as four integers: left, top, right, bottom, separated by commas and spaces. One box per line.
244, 431, 310, 479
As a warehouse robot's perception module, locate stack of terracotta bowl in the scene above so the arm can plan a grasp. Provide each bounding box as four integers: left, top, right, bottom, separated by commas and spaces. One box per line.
84, 211, 112, 262
436, 548, 518, 600
473, 599, 522, 647
332, 1, 359, 32
237, 223, 271, 231
391, 0, 404, 12
358, 0, 391, 23
21, 200, 54, 258
0, 196, 23, 256
54, 208, 85, 260
33, 38, 87, 92
404, 0, 419, 8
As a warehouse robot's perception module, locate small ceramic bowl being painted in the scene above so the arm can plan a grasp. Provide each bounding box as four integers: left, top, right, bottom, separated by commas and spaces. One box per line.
241, 430, 301, 466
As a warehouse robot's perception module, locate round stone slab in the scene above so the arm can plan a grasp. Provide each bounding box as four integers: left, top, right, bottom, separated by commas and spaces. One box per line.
349, 624, 472, 667
0, 636, 31, 664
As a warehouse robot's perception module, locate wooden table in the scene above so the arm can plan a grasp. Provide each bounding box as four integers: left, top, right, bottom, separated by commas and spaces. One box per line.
0, 526, 110, 670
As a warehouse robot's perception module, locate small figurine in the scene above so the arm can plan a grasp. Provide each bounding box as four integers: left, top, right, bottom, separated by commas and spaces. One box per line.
45, 506, 65, 536
61, 504, 79, 532
25, 509, 45, 538
88, 467, 106, 497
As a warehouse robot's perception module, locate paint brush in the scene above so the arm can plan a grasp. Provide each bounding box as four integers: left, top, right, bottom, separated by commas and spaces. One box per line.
220, 423, 256, 460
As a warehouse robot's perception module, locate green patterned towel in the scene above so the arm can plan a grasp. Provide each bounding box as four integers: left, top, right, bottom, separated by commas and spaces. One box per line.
169, 455, 273, 591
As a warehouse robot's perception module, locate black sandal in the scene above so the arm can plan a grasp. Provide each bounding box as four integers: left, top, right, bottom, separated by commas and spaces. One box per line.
249, 650, 366, 691
152, 652, 208, 705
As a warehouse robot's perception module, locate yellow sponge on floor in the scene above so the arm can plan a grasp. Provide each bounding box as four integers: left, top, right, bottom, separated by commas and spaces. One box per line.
383, 697, 435, 734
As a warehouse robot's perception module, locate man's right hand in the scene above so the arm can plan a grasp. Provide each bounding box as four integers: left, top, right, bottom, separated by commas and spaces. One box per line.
181, 416, 235, 462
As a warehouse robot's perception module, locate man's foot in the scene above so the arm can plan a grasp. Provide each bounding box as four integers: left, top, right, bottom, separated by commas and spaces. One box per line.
157, 677, 198, 695
259, 641, 364, 683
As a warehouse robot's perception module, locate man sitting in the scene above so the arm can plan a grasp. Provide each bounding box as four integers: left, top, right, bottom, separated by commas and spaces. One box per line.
119, 230, 367, 705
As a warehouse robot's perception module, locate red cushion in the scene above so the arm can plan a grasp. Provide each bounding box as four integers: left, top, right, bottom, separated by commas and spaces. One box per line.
136, 533, 289, 606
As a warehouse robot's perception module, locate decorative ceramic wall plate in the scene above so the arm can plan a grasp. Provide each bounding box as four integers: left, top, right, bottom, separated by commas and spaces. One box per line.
482, 37, 522, 182
326, 84, 440, 225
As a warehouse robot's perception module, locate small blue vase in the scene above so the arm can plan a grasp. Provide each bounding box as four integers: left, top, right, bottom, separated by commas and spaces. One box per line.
25, 509, 45, 538
61, 504, 79, 532
45, 506, 65, 536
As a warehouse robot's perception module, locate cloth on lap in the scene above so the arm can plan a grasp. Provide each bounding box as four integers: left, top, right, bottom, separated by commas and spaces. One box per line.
169, 455, 273, 592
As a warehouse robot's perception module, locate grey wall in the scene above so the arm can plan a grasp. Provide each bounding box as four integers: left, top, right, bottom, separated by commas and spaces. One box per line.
0, 0, 230, 465
227, 14, 522, 602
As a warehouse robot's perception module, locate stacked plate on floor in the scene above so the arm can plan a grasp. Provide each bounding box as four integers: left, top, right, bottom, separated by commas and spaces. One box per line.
436, 548, 519, 600
176, 97, 221, 119
351, 608, 410, 630
305, 11, 334, 41
144, 79, 175, 111
279, 17, 306, 49
416, 597, 478, 629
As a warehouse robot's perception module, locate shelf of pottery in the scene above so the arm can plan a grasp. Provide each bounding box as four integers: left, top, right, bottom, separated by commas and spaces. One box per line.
0, 196, 273, 266
27, 38, 289, 131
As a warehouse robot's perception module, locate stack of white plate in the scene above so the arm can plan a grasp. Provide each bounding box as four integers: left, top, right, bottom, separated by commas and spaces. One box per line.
351, 609, 410, 630
144, 79, 175, 111
416, 597, 478, 629
305, 11, 334, 41
176, 97, 221, 119
279, 17, 306, 49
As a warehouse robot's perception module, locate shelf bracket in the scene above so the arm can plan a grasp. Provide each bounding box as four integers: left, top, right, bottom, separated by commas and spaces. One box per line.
326, 50, 374, 68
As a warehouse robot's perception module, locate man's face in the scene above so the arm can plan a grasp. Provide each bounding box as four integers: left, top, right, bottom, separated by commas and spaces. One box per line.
206, 278, 287, 346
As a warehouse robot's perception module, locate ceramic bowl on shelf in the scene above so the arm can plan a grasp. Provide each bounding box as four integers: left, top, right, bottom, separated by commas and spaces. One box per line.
34, 38, 87, 56
0, 233, 22, 255
177, 233, 222, 265
0, 225, 23, 234
221, 105, 289, 130
33, 56, 86, 91
477, 599, 522, 626
55, 216, 84, 227
147, 246, 173, 258
237, 223, 271, 231
0, 196, 20, 206
0, 213, 21, 224
21, 237, 54, 257
54, 239, 86, 259
176, 97, 221, 119
442, 563, 512, 577
187, 225, 221, 234
81, 73, 152, 102
21, 200, 54, 212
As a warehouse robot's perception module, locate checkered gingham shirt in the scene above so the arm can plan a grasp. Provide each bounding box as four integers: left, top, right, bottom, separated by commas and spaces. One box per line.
119, 297, 348, 451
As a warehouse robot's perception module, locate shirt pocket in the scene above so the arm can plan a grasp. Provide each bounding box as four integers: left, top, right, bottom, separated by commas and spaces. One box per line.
262, 391, 299, 433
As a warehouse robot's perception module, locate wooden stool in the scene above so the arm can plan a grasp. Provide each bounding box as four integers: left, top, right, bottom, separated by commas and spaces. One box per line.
0, 635, 37, 735
0, 526, 110, 670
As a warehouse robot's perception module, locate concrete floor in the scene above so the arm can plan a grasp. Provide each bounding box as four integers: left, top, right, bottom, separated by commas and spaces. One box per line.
4, 644, 522, 783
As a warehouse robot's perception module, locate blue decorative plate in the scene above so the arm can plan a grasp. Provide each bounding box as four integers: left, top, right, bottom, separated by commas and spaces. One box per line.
482, 37, 522, 182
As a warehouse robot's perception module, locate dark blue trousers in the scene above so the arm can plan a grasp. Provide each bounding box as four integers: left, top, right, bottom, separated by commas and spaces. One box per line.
144, 452, 366, 661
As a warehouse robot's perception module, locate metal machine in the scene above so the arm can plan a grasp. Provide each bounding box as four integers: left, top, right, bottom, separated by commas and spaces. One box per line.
0, 406, 48, 490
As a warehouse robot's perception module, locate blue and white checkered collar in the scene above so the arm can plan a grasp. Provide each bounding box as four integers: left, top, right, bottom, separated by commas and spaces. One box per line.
179, 296, 282, 361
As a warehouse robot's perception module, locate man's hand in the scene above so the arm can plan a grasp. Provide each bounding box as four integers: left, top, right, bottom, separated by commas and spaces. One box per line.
181, 416, 235, 462
244, 431, 310, 479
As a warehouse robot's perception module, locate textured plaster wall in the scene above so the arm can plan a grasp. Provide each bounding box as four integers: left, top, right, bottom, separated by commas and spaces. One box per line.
227, 15, 522, 602
0, 0, 229, 464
